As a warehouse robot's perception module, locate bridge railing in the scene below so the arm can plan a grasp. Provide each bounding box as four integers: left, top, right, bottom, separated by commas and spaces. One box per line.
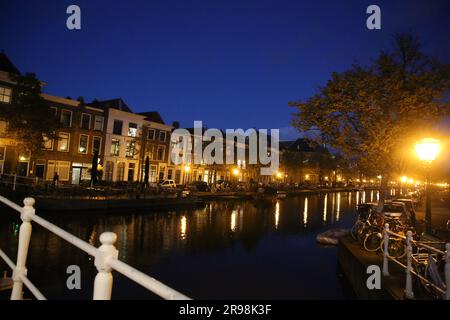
0, 195, 191, 300
382, 223, 450, 300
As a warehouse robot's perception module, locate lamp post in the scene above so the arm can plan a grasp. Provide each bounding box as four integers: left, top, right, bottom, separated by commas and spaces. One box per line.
415, 138, 440, 234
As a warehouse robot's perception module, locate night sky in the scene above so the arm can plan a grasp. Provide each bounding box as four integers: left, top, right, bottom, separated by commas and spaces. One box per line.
1, 0, 449, 139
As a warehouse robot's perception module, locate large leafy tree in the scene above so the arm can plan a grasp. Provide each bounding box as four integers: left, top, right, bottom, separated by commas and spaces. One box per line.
291, 33, 450, 189
0, 73, 59, 156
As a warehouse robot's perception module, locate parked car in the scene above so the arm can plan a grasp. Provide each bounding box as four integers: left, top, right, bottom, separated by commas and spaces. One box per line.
392, 198, 417, 227
188, 181, 210, 192
159, 179, 177, 188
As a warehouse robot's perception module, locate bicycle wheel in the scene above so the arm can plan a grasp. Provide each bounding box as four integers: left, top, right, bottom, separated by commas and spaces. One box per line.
380, 238, 406, 259
364, 231, 382, 252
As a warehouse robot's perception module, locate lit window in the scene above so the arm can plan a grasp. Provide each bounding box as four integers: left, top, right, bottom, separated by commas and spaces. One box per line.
79, 135, 89, 154
94, 116, 104, 131
126, 141, 136, 157
128, 122, 138, 137
42, 134, 53, 150
110, 139, 120, 156
0, 86, 12, 103
57, 132, 70, 152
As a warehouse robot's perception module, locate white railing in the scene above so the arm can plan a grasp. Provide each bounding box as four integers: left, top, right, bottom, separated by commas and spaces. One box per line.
0, 195, 191, 300
0, 173, 45, 191
382, 223, 450, 300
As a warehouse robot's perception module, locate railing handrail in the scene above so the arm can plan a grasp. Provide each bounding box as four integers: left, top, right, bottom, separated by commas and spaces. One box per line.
0, 195, 191, 300
383, 223, 449, 300
385, 228, 446, 255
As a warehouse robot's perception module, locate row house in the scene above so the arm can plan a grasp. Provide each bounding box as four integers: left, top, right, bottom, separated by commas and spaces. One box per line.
89, 99, 173, 183
279, 138, 335, 184
167, 127, 263, 185
0, 53, 106, 184
36, 94, 105, 184
0, 53, 20, 175
138, 112, 173, 183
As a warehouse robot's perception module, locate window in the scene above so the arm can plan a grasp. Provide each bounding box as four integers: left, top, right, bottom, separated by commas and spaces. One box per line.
113, 120, 123, 135
0, 146, 5, 161
147, 129, 155, 140
157, 146, 165, 161
117, 162, 125, 181
81, 113, 91, 130
159, 166, 165, 181
78, 135, 89, 154
92, 136, 102, 155
57, 132, 70, 152
167, 169, 173, 180
50, 107, 58, 117
104, 161, 114, 181
126, 141, 136, 157
150, 165, 157, 182
46, 160, 70, 181
61, 110, 72, 127
42, 134, 53, 150
110, 139, 120, 156
175, 170, 181, 185
0, 86, 12, 103
128, 123, 138, 137
159, 131, 167, 142
94, 115, 104, 131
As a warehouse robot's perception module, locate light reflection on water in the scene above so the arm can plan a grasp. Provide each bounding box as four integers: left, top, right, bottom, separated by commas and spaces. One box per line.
0, 190, 382, 299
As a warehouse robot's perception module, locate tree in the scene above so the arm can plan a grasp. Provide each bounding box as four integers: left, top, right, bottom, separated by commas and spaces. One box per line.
290, 33, 450, 196
0, 73, 59, 156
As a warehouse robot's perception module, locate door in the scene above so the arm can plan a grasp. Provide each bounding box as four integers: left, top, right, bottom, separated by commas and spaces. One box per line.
127, 163, 135, 181
72, 167, 81, 185
16, 162, 29, 176
35, 164, 45, 179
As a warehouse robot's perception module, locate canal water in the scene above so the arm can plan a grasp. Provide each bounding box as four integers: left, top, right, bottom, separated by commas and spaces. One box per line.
0, 190, 379, 300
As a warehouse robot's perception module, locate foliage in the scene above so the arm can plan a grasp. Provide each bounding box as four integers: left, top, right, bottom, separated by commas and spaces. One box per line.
0, 73, 59, 155
290, 33, 450, 178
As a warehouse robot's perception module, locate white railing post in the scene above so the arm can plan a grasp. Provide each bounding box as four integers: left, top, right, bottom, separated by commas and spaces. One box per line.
404, 230, 414, 299
445, 243, 450, 300
93, 232, 118, 300
12, 173, 17, 191
10, 197, 35, 300
383, 223, 389, 276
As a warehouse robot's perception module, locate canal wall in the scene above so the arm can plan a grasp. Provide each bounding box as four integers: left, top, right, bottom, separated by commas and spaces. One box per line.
337, 235, 406, 300
3, 187, 379, 213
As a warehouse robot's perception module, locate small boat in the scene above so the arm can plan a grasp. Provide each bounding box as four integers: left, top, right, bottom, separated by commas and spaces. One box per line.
316, 228, 350, 245
276, 191, 287, 199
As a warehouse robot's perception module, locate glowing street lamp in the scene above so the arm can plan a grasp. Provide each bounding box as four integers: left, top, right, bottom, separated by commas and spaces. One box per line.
415, 138, 441, 233
415, 138, 440, 162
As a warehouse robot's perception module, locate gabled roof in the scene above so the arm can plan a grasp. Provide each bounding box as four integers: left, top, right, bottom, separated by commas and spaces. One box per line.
138, 111, 165, 124
280, 138, 328, 153
87, 98, 133, 113
0, 53, 21, 75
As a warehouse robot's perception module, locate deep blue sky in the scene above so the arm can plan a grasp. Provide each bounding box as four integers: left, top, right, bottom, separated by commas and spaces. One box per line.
1, 0, 449, 139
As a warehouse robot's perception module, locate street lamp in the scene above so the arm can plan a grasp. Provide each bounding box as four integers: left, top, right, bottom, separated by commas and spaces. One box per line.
415, 138, 440, 233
